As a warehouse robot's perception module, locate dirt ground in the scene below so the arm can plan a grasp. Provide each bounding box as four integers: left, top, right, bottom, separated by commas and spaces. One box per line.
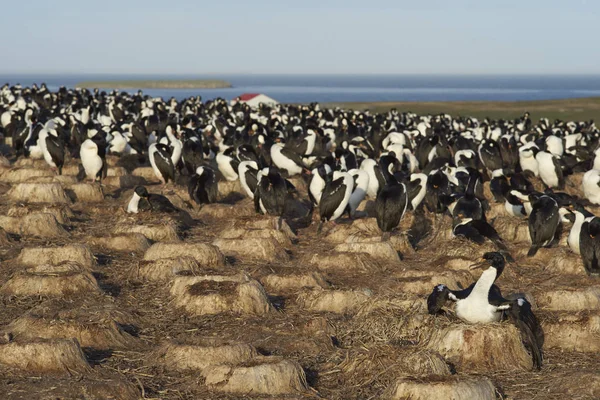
0, 156, 599, 399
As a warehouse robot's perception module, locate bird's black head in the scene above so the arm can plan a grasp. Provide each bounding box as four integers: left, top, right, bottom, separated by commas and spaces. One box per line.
316, 164, 330, 180
589, 218, 600, 239
134, 186, 149, 198
471, 252, 506, 277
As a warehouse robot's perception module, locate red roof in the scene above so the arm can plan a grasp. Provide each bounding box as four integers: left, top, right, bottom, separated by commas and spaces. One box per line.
237, 93, 260, 101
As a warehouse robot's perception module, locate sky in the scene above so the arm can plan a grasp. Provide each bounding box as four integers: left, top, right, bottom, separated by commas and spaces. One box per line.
1, 0, 598, 75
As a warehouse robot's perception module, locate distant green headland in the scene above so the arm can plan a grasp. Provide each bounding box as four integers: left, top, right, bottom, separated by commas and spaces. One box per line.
75, 79, 232, 90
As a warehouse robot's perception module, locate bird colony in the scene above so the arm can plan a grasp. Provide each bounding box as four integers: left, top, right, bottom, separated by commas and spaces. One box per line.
0, 83, 599, 399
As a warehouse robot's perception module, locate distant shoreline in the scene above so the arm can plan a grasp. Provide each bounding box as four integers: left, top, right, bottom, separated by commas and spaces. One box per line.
75, 79, 232, 89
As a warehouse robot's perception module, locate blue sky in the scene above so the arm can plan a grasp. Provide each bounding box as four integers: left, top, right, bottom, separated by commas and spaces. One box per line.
1, 0, 598, 74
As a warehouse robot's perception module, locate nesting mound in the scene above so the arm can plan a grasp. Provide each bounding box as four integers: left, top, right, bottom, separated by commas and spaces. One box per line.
311, 251, 383, 273
0, 213, 68, 238
132, 166, 160, 182
7, 204, 73, 224
544, 312, 600, 352
338, 346, 450, 388
170, 275, 272, 316
114, 221, 180, 242
157, 341, 258, 372
260, 272, 329, 293
425, 323, 533, 371
0, 339, 91, 375
334, 242, 400, 263
198, 203, 254, 219
65, 183, 105, 202
8, 314, 137, 350
0, 264, 100, 297
492, 216, 530, 242
536, 288, 600, 311
204, 357, 308, 395
26, 175, 78, 184
144, 242, 225, 267
103, 174, 147, 188
514, 247, 586, 275
217, 180, 243, 197
0, 376, 140, 400
17, 245, 95, 269
90, 233, 151, 253
212, 238, 289, 262
219, 227, 292, 246
383, 376, 497, 400
549, 371, 600, 398
297, 289, 372, 314
0, 168, 54, 183
135, 257, 201, 281
392, 270, 474, 295
8, 183, 70, 204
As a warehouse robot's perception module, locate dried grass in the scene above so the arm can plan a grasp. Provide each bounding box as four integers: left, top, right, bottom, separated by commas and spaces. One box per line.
424, 323, 533, 371
0, 213, 69, 238
156, 341, 258, 372
493, 216, 530, 242
132, 166, 160, 182
170, 275, 272, 316
217, 180, 242, 197
219, 227, 292, 246
334, 242, 400, 263
7, 204, 73, 224
0, 339, 92, 375
17, 245, 95, 269
204, 356, 308, 395
392, 270, 474, 295
103, 174, 148, 188
144, 242, 225, 267
65, 183, 105, 202
114, 221, 180, 242
536, 288, 600, 311
260, 272, 329, 293
212, 238, 289, 262
0, 168, 54, 183
544, 312, 600, 352
0, 264, 100, 297
296, 289, 372, 314
8, 314, 137, 350
383, 376, 497, 400
26, 175, 78, 184
198, 203, 254, 219
8, 183, 71, 204
310, 252, 384, 273
90, 233, 151, 253
135, 257, 202, 281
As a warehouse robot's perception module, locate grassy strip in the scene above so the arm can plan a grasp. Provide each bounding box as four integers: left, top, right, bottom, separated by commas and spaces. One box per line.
75, 80, 232, 89
329, 97, 600, 121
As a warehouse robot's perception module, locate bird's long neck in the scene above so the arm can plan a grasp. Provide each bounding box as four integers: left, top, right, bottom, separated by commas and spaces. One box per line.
471, 268, 497, 297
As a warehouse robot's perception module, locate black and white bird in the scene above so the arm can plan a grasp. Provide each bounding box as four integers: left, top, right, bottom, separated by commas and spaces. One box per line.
308, 164, 332, 207
565, 206, 600, 276
406, 173, 428, 210
149, 142, 176, 184
360, 158, 385, 199
535, 151, 564, 189
427, 252, 544, 370
375, 163, 408, 241
347, 168, 370, 218
271, 142, 306, 176
582, 169, 600, 205
490, 169, 511, 203
188, 166, 218, 206
216, 148, 240, 181
39, 121, 65, 175
318, 170, 354, 233
527, 194, 561, 256
127, 186, 185, 216
79, 133, 107, 182
254, 166, 291, 220
238, 161, 260, 199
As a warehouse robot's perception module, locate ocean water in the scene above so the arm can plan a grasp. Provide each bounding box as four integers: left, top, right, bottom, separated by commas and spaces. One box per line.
1, 74, 600, 103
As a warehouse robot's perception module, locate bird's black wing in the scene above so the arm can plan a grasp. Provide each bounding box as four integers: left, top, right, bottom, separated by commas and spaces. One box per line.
551, 156, 564, 189
245, 168, 259, 194
427, 283, 474, 314
46, 135, 65, 172
580, 222, 600, 276
280, 146, 305, 168
500, 297, 544, 370
154, 146, 175, 182
469, 219, 508, 250
319, 177, 347, 221
148, 193, 180, 213
187, 175, 201, 205
453, 221, 486, 244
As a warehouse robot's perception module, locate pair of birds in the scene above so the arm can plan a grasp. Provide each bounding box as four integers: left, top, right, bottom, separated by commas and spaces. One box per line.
428, 251, 544, 371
